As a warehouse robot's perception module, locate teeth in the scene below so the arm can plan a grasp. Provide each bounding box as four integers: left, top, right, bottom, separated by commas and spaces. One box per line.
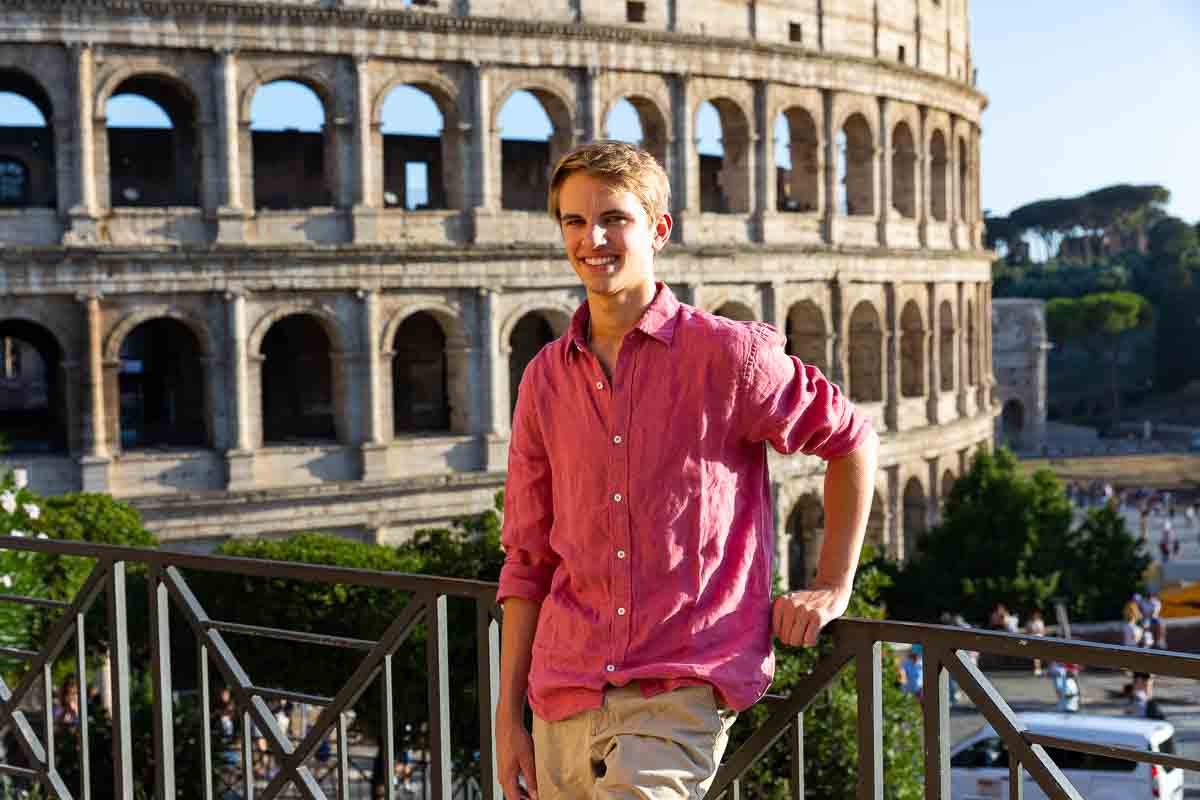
584, 257, 617, 266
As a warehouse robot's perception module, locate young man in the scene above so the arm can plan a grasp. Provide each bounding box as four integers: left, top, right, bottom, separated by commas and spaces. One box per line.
495, 141, 879, 799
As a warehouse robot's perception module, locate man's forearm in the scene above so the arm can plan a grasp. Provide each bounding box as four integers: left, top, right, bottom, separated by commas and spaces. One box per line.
815, 431, 879, 591
497, 596, 541, 723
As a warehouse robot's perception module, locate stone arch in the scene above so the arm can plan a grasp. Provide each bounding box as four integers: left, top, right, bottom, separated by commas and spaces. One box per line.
0, 67, 56, 209
848, 301, 883, 403
99, 69, 202, 207
1001, 398, 1025, 438
104, 306, 215, 364
776, 105, 820, 213
602, 93, 671, 170
942, 468, 956, 503
115, 317, 210, 449
375, 75, 463, 211
248, 302, 347, 358
939, 299, 956, 391
499, 302, 572, 351
785, 493, 824, 590
495, 84, 575, 212
785, 300, 827, 373
899, 300, 925, 398
712, 301, 757, 322
839, 112, 874, 216
696, 96, 753, 214
507, 309, 564, 419
930, 129, 949, 222
384, 302, 471, 436
245, 73, 339, 210
392, 312, 449, 434
891, 120, 917, 219
902, 476, 927, 560
0, 318, 67, 453
258, 312, 343, 444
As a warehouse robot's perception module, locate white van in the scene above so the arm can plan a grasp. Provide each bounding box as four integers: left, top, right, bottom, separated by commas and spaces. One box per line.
950, 712, 1182, 800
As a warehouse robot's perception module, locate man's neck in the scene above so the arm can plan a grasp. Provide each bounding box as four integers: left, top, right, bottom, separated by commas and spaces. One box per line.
586, 280, 657, 346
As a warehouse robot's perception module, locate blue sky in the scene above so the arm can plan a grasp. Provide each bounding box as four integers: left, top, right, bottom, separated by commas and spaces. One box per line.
1, 3, 1196, 221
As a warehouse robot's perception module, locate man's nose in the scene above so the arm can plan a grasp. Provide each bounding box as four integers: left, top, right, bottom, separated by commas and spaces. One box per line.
590, 224, 607, 247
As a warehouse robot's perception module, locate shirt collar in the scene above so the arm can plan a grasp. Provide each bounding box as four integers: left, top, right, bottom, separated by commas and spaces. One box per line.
566, 282, 680, 361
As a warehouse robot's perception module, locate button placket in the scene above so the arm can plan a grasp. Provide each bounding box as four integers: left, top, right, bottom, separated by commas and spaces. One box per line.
607, 338, 637, 667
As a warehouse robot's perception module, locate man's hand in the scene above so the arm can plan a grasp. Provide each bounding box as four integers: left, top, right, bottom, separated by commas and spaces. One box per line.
771, 583, 852, 647
495, 712, 539, 800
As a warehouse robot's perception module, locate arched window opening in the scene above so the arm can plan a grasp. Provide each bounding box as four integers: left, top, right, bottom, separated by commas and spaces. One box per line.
848, 302, 883, 403
900, 301, 925, 398
605, 96, 669, 172
697, 99, 751, 214
118, 319, 207, 449
785, 301, 826, 374
941, 469, 956, 506
0, 71, 56, 208
381, 85, 447, 210
261, 315, 336, 443
902, 478, 927, 560
393, 312, 449, 433
0, 320, 66, 453
106, 77, 198, 207
958, 137, 970, 222
250, 80, 330, 209
509, 313, 556, 419
930, 130, 948, 222
891, 121, 917, 219
713, 302, 756, 322
939, 299, 955, 391
839, 114, 874, 216
967, 301, 977, 386
499, 90, 571, 211
1002, 399, 1024, 442
775, 108, 820, 213
786, 495, 823, 590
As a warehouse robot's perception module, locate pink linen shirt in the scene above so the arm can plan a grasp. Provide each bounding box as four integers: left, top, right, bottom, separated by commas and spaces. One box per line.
497, 284, 873, 723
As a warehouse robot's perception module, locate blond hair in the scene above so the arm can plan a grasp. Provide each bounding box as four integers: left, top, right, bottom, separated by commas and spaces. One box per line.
547, 140, 671, 223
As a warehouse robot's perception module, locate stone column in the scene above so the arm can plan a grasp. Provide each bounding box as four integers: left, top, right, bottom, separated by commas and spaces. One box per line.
480, 288, 509, 470
916, 105, 929, 246
79, 294, 110, 491
761, 282, 783, 328
876, 97, 890, 247
359, 289, 389, 480
465, 63, 498, 242
821, 89, 836, 244
926, 283, 941, 424
829, 276, 846, 384
352, 58, 381, 243
214, 50, 247, 243
884, 465, 900, 559
671, 75, 698, 230
65, 44, 100, 244
752, 81, 770, 242
883, 285, 899, 432
956, 283, 970, 415
225, 291, 255, 489
578, 67, 602, 141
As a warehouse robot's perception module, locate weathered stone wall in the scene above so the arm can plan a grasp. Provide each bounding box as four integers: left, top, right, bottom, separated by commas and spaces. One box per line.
992, 299, 1048, 454
0, 0, 994, 585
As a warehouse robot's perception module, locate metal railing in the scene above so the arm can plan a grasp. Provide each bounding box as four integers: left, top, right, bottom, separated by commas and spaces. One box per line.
1, 535, 1199, 799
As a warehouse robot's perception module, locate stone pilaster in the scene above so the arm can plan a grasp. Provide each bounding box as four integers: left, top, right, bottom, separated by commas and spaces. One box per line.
917, 105, 929, 247
578, 66, 602, 142
225, 291, 254, 489
359, 288, 389, 480
926, 283, 941, 424
672, 74, 698, 218
480, 288, 509, 470
876, 96, 890, 246
883, 284, 898, 432
64, 44, 100, 244
762, 282, 783, 329
351, 58, 381, 243
752, 80, 770, 241
214, 50, 247, 243
80, 293, 110, 491
820, 89, 836, 244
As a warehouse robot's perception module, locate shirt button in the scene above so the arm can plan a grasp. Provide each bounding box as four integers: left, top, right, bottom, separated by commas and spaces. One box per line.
606, 664, 615, 673
617, 607, 627, 616
613, 493, 623, 503
595, 381, 604, 390
613, 435, 622, 444
617, 549, 626, 559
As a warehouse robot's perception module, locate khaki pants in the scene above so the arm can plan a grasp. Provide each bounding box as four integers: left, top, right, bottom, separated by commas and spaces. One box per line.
532, 685, 737, 799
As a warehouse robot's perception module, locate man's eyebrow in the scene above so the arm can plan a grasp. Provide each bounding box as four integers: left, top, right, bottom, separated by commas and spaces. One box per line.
559, 208, 632, 219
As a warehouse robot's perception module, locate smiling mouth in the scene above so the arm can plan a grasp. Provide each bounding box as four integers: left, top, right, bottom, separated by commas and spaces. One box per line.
582, 256, 618, 268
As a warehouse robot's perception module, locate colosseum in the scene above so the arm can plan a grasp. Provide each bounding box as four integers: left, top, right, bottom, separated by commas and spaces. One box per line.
0, 0, 993, 586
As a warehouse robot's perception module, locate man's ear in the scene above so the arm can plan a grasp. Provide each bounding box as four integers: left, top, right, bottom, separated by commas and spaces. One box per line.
653, 212, 673, 252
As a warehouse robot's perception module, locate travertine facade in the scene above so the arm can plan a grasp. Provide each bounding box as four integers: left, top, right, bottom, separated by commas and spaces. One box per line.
0, 0, 994, 586
992, 299, 1048, 455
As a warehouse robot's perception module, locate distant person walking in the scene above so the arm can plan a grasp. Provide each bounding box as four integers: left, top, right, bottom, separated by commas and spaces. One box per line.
1026, 610, 1046, 676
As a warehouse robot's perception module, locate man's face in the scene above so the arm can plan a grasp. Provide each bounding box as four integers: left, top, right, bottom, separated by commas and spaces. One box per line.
557, 172, 671, 300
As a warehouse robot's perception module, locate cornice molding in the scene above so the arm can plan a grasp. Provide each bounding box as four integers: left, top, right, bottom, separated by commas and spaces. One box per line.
1, 0, 987, 107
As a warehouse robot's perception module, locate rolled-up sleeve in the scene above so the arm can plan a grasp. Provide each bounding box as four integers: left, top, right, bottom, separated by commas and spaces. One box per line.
496, 360, 559, 605
739, 323, 873, 460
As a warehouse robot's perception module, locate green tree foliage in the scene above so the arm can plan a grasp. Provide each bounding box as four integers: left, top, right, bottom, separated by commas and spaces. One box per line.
733, 553, 923, 799
1046, 291, 1153, 427
882, 449, 1146, 624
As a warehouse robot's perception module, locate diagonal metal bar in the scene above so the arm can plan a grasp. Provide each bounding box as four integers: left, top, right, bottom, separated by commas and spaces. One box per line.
944, 650, 1082, 800
1024, 732, 1200, 773
708, 638, 855, 797
856, 641, 882, 799
922, 646, 951, 800
258, 594, 429, 800
160, 566, 324, 800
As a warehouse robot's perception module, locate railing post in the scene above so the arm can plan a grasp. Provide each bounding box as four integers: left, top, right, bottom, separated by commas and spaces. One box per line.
382, 653, 396, 800
199, 644, 214, 800
427, 594, 451, 799
789, 713, 804, 800
77, 613, 92, 800
477, 602, 501, 800
923, 646, 951, 800
856, 640, 883, 800
106, 560, 134, 800
149, 566, 177, 798
1009, 758, 1024, 799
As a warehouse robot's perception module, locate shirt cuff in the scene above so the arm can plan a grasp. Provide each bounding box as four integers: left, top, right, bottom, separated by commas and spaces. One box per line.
496, 560, 556, 605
